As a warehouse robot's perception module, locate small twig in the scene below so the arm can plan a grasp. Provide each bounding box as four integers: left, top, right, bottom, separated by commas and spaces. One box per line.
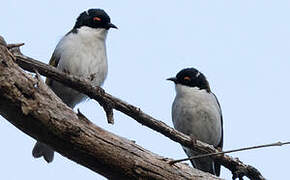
170, 141, 290, 164
7, 43, 25, 49
102, 102, 114, 124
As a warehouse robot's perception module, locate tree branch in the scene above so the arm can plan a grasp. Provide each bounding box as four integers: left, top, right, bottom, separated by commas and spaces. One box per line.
1, 35, 267, 179
10, 45, 266, 180
0, 36, 220, 180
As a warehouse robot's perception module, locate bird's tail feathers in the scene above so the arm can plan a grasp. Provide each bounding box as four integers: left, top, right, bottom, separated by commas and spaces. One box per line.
32, 141, 54, 163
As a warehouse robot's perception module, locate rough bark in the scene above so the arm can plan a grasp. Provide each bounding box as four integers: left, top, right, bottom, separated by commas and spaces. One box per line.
0, 38, 221, 179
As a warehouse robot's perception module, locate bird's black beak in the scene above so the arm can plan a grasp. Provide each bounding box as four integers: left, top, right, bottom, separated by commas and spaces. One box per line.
167, 77, 177, 83
107, 23, 118, 29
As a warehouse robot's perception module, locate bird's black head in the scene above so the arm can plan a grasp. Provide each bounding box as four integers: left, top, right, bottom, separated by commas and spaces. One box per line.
73, 9, 117, 30
167, 68, 211, 92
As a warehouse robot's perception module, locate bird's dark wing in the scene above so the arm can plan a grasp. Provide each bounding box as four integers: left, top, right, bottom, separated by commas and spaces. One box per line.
45, 50, 60, 86
212, 93, 223, 176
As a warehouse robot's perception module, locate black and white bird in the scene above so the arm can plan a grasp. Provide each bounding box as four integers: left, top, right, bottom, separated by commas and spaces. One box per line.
32, 8, 117, 163
167, 68, 223, 176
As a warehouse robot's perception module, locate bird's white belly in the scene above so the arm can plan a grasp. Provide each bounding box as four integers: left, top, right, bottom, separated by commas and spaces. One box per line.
172, 91, 222, 146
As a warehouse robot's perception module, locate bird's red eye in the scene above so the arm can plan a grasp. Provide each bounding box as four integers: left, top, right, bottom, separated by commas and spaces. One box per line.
184, 76, 191, 81
93, 17, 101, 21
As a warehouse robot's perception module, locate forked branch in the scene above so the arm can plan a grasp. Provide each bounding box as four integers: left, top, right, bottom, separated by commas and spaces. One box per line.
0, 36, 266, 180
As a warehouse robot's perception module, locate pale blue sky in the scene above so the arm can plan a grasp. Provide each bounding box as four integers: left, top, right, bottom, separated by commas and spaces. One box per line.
1, 1, 290, 179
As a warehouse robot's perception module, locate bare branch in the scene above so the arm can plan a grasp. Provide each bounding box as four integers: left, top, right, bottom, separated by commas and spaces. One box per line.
0, 36, 220, 180
10, 44, 266, 180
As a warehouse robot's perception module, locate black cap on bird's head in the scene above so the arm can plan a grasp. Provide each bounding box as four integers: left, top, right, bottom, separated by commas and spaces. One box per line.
74, 9, 117, 30
167, 68, 211, 92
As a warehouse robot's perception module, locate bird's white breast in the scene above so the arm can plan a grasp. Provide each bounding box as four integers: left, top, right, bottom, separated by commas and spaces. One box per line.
56, 26, 108, 85
50, 26, 108, 107
172, 84, 222, 146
